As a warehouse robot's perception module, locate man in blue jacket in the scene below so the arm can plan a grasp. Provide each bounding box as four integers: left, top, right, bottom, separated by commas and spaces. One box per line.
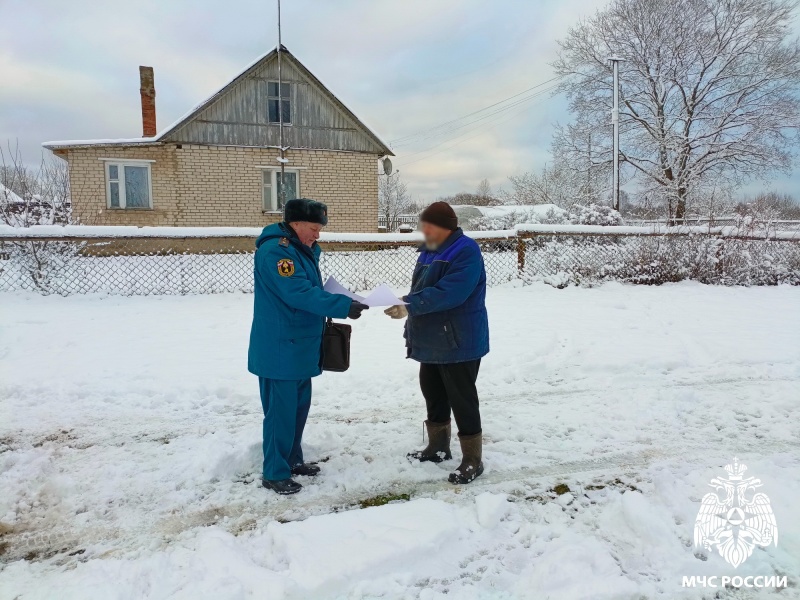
384, 201, 490, 484
248, 198, 368, 495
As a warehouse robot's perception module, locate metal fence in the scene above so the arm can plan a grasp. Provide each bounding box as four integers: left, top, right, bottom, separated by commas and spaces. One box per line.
1, 227, 798, 295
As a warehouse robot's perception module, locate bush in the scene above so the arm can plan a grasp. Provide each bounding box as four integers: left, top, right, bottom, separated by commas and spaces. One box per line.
568, 204, 624, 226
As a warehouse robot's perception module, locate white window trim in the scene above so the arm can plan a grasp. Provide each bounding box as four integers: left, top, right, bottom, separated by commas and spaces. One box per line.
97, 157, 155, 163
262, 168, 300, 213
104, 161, 154, 209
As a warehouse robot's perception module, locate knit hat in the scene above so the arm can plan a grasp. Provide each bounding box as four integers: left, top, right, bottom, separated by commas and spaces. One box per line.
284, 198, 328, 226
419, 201, 458, 231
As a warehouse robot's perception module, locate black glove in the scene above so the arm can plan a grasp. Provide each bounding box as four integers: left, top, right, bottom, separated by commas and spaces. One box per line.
348, 301, 369, 319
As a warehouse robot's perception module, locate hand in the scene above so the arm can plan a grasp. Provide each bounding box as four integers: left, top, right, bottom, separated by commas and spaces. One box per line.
383, 304, 408, 319
348, 301, 369, 319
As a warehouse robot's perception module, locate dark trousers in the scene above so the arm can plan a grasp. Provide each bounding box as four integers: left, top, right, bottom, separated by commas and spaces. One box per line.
259, 377, 312, 481
419, 359, 482, 436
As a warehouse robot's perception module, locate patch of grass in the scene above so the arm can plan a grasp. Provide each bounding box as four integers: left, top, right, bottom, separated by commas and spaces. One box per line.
552, 483, 571, 496
359, 493, 411, 509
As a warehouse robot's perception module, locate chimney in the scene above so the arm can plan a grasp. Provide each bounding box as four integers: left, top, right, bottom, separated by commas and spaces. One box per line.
139, 66, 157, 137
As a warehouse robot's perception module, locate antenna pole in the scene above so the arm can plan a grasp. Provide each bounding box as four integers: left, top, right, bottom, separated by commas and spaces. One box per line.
277, 0, 286, 209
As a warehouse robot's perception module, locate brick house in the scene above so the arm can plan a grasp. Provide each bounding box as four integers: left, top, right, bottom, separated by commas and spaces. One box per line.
43, 46, 393, 233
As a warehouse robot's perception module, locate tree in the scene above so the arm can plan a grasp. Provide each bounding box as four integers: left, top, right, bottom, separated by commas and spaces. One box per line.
1, 143, 71, 227
378, 171, 413, 231
553, 0, 800, 221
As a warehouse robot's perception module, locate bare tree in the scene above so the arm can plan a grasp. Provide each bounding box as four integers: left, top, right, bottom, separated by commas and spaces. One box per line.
378, 171, 413, 231
1, 143, 71, 227
553, 0, 800, 221
1, 143, 78, 292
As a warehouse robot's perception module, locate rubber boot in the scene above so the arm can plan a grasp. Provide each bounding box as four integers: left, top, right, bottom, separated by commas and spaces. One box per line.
408, 420, 452, 463
448, 432, 484, 484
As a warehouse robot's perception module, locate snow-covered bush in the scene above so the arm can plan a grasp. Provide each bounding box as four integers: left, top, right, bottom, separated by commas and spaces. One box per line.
568, 204, 624, 226
469, 204, 568, 231
522, 234, 800, 287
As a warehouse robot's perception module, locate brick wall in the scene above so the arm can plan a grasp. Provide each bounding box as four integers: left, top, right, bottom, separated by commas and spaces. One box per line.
64, 144, 380, 233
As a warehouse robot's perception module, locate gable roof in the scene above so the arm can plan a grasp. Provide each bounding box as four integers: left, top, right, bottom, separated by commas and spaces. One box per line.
43, 46, 393, 156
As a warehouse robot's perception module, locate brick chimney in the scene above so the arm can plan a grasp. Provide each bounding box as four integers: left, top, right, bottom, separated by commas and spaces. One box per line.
139, 66, 157, 137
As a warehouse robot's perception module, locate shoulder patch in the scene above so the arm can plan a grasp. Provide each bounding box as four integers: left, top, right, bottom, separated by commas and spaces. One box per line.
277, 258, 295, 277
279, 237, 290, 247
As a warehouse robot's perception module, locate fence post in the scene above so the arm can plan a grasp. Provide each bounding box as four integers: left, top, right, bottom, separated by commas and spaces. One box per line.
516, 233, 526, 279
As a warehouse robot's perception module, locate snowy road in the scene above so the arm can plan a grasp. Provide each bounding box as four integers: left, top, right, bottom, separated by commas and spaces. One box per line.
1, 283, 799, 599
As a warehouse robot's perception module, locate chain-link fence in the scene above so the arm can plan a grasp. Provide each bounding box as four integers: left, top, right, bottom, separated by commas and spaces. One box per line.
1, 228, 798, 296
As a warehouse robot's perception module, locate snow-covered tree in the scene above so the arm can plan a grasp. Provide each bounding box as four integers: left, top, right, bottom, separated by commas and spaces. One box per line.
553, 0, 800, 221
378, 171, 413, 231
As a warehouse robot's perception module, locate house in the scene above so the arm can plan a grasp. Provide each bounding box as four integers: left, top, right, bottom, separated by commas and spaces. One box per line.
43, 46, 393, 233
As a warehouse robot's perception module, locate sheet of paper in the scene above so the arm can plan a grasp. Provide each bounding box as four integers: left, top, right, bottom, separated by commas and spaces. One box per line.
323, 277, 406, 307
362, 284, 407, 307
323, 276, 365, 302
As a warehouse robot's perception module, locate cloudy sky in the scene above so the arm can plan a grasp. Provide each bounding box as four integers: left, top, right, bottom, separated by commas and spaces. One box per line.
1, 0, 797, 201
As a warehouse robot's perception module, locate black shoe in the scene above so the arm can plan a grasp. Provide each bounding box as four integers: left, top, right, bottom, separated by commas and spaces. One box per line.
262, 478, 303, 495
291, 462, 321, 477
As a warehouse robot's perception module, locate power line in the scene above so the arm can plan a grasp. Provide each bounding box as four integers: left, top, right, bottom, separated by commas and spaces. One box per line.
395, 85, 558, 167
392, 85, 557, 151
388, 76, 561, 147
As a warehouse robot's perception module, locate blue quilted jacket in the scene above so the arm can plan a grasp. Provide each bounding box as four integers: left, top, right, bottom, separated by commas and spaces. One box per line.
403, 228, 490, 364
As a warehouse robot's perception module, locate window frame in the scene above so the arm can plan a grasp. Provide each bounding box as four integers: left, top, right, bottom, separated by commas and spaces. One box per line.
262, 168, 301, 213
103, 160, 154, 210
267, 81, 292, 125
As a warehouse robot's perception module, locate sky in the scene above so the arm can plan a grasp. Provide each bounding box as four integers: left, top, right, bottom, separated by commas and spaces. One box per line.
1, 0, 798, 202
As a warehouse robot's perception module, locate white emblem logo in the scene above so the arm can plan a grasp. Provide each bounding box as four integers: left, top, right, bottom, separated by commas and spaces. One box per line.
694, 458, 778, 568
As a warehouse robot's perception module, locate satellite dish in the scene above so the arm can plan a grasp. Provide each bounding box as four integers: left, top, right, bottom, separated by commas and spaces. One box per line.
382, 157, 393, 175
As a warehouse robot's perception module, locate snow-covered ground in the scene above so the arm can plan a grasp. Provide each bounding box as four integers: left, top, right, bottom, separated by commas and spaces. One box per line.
1, 283, 798, 599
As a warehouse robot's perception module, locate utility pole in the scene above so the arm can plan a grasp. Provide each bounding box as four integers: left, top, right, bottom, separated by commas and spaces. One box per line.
277, 0, 286, 208
587, 132, 592, 204
608, 56, 622, 211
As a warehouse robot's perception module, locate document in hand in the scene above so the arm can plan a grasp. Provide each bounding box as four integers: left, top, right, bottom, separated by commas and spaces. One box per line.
323, 276, 407, 307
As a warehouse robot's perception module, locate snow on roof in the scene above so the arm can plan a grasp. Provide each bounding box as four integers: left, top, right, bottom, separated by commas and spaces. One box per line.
0, 183, 24, 204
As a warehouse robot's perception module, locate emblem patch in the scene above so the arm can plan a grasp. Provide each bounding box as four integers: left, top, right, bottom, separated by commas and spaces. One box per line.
277, 258, 295, 277
279, 237, 290, 247
694, 457, 778, 568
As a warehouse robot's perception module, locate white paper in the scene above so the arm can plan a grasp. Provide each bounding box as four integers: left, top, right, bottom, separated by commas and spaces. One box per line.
323, 277, 406, 307
323, 276, 365, 302
362, 284, 407, 307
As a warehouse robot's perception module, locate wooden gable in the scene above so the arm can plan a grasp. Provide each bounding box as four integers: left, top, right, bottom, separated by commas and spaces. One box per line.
159, 47, 392, 155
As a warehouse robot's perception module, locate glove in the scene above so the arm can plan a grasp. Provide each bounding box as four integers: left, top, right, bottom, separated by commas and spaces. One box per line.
383, 304, 408, 319
348, 301, 369, 319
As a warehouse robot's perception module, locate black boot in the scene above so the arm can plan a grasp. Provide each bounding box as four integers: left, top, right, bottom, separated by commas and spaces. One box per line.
408, 420, 452, 463
262, 478, 303, 495
448, 432, 484, 484
291, 462, 320, 477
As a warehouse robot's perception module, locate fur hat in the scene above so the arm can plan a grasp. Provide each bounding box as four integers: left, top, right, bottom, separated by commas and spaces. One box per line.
419, 201, 458, 231
284, 198, 328, 226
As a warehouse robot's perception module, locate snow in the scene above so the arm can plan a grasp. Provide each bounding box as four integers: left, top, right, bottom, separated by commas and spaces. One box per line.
0, 183, 25, 205
3, 223, 796, 241
1, 283, 798, 598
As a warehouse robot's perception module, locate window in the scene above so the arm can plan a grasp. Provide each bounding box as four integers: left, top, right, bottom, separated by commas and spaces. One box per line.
267, 81, 291, 124
105, 162, 152, 209
262, 169, 299, 212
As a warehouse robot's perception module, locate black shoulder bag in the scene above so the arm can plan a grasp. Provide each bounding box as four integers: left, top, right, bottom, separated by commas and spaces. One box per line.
322, 318, 352, 372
